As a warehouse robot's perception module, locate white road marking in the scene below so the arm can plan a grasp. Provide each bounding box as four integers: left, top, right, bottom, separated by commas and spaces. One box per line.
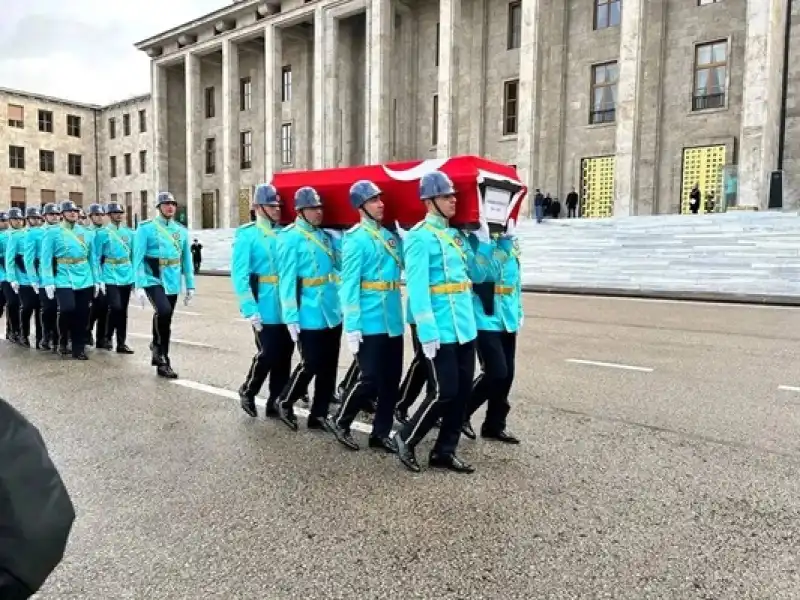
128, 332, 217, 349
129, 304, 203, 317
171, 379, 375, 435
565, 358, 654, 373
539, 292, 800, 311
778, 385, 800, 393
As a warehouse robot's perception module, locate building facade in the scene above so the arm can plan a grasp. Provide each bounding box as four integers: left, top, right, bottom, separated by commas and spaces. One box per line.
0, 89, 153, 226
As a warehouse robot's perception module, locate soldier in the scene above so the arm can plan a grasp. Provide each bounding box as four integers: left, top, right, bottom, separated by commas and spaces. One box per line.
275, 186, 342, 433
393, 170, 497, 474
36, 204, 61, 351
232, 184, 294, 418
40, 200, 95, 360
0, 212, 10, 339
93, 202, 135, 354
4, 208, 28, 345
85, 204, 108, 348
462, 220, 522, 445
20, 207, 45, 349
132, 192, 195, 379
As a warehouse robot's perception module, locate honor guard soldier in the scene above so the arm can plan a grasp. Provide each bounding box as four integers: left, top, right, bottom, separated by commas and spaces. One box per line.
133, 192, 195, 379
40, 200, 95, 360
85, 203, 108, 347
394, 170, 497, 474
462, 220, 522, 445
93, 202, 135, 354
232, 184, 294, 418
21, 207, 45, 349
331, 180, 404, 453
0, 212, 11, 339
36, 204, 61, 351
276, 186, 343, 433
4, 208, 28, 345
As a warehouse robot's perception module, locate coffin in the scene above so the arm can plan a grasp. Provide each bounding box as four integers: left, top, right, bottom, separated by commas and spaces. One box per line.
271, 156, 527, 231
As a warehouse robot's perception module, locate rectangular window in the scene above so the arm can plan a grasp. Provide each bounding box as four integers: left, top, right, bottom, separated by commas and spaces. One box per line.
123, 113, 131, 136
240, 131, 253, 169
67, 114, 81, 137
432, 95, 439, 146
435, 22, 440, 67
507, 1, 522, 50
693, 40, 727, 111
281, 66, 292, 102
594, 0, 621, 30
110, 156, 117, 178
110, 193, 118, 204
7, 104, 23, 128
205, 138, 216, 174
281, 123, 293, 165
503, 79, 519, 135
109, 117, 116, 139
205, 87, 216, 118
10, 187, 26, 211
39, 150, 55, 173
68, 154, 82, 176
139, 109, 147, 132
240, 76, 252, 111
125, 192, 134, 227
69, 191, 83, 206
41, 189, 56, 204
139, 150, 147, 173
124, 153, 132, 175
38, 110, 53, 133
9, 146, 24, 169
590, 61, 619, 124
140, 191, 148, 220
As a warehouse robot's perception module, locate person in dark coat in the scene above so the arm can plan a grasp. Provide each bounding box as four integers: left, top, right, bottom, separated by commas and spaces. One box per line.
190, 239, 203, 274
565, 187, 579, 218
0, 398, 75, 600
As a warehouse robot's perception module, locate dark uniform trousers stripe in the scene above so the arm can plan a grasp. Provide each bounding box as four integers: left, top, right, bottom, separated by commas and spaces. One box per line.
280, 324, 342, 419
467, 330, 517, 433
396, 324, 435, 413
241, 324, 295, 402
144, 285, 177, 357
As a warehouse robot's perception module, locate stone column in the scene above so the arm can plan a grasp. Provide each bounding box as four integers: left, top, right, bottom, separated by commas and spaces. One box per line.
516, 0, 542, 196
185, 52, 201, 229
466, 0, 487, 155
264, 23, 283, 181
436, 0, 461, 158
312, 6, 326, 169
221, 38, 240, 228
738, 0, 788, 209
613, 0, 645, 216
151, 61, 169, 197
366, 0, 392, 163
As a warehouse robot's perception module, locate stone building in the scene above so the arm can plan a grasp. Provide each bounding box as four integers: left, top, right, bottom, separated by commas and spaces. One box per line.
0, 88, 153, 226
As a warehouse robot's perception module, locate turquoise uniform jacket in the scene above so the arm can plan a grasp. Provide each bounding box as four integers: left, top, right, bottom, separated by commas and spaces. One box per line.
339, 217, 404, 337
0, 230, 9, 282
93, 223, 135, 286
133, 216, 195, 295
5, 228, 31, 287
41, 223, 94, 290
231, 219, 284, 324
277, 217, 342, 330
473, 237, 523, 333
403, 213, 498, 345
23, 225, 48, 288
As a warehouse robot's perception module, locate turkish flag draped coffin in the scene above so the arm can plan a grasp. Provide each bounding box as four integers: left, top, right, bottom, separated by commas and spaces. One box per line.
271, 155, 527, 230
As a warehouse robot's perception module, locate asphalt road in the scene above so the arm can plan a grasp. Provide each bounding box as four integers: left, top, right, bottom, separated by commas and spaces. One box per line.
4, 277, 800, 599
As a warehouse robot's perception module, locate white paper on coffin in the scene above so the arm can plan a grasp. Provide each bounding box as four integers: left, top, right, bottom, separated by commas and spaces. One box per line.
482, 187, 512, 224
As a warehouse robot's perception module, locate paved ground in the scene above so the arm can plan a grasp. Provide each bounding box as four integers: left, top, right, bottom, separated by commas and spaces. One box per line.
5, 277, 800, 599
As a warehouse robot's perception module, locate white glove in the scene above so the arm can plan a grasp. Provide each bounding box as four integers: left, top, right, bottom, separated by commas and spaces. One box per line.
502, 218, 518, 239
475, 217, 491, 244
323, 228, 343, 241
394, 220, 409, 240
421, 340, 440, 360
45, 285, 55, 300
31, 283, 39, 294
184, 289, 195, 306
346, 331, 362, 354
248, 313, 263, 332
287, 323, 300, 342
93, 283, 102, 297
519, 314, 525, 329
134, 288, 147, 308
99, 282, 106, 295
10, 282, 19, 294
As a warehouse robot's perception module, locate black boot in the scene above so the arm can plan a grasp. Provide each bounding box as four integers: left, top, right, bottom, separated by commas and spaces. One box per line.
151, 345, 164, 367
331, 421, 360, 451
395, 435, 421, 473
116, 344, 134, 354
239, 387, 257, 418
157, 360, 178, 379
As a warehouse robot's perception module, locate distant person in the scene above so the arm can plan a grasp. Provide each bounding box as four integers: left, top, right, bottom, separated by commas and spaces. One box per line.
566, 187, 579, 218
689, 184, 701, 214
533, 189, 544, 223
191, 239, 203, 274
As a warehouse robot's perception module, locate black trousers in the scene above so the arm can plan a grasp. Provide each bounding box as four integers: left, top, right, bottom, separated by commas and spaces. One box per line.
105, 284, 132, 346
567, 205, 577, 218
145, 285, 177, 357
88, 288, 108, 342
467, 331, 517, 433
18, 285, 42, 342
39, 289, 58, 344
241, 324, 294, 403
55, 287, 92, 356
2, 282, 20, 336
281, 324, 342, 419
398, 340, 476, 456
336, 334, 403, 438
338, 360, 360, 394
397, 324, 435, 414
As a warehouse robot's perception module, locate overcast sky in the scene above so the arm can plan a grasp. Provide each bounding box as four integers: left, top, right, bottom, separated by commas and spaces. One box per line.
0, 0, 223, 106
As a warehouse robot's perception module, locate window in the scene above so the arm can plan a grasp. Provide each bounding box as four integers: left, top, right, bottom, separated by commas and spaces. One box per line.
240, 131, 253, 169
139, 150, 147, 173
41, 189, 56, 204
123, 113, 131, 136
125, 192, 134, 227
67, 114, 81, 137
110, 156, 117, 178
7, 104, 23, 128
503, 79, 519, 135
139, 109, 147, 132
281, 66, 292, 102
240, 77, 252, 111
69, 191, 83, 206
435, 22, 440, 67
124, 153, 132, 176
693, 40, 727, 110
205, 87, 215, 118
38, 110, 53, 133
9, 146, 25, 169
205, 138, 216, 174
281, 123, 293, 165
110, 193, 118, 204
590, 61, 618, 124
432, 95, 439, 146
140, 191, 148, 220
68, 154, 82, 176
507, 1, 522, 50
594, 0, 621, 30
109, 118, 116, 139
10, 187, 26, 211
39, 150, 55, 173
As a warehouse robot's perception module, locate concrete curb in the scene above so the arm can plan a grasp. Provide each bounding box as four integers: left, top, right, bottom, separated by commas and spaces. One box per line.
197, 270, 800, 307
